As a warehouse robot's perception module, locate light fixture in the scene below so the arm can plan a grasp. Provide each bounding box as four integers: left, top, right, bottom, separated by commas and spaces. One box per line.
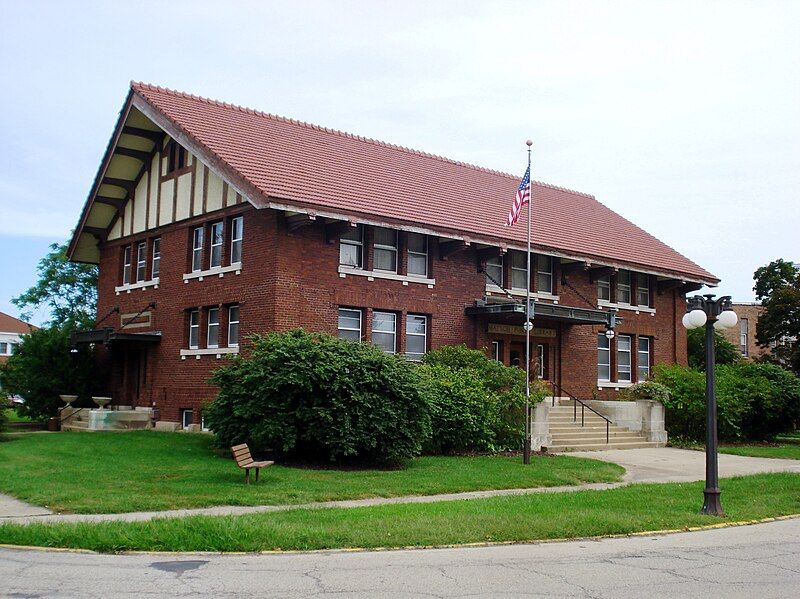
685, 309, 708, 329
605, 329, 615, 340
714, 309, 738, 330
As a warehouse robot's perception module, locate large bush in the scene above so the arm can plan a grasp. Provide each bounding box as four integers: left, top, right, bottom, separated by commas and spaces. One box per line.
686, 327, 740, 370
653, 362, 800, 441
0, 326, 101, 421
421, 344, 547, 452
205, 330, 431, 464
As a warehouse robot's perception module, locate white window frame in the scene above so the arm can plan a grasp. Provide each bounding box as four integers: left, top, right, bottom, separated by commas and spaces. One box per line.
207, 307, 220, 349
405, 314, 427, 361
371, 311, 397, 354
230, 216, 243, 265
151, 238, 161, 279
537, 344, 545, 379
597, 334, 611, 382
136, 241, 147, 282
491, 341, 502, 362
537, 255, 553, 294
209, 221, 224, 269
373, 228, 398, 273
192, 227, 204, 272
122, 246, 132, 284
181, 409, 194, 430
0, 342, 8, 356
510, 251, 527, 291
636, 273, 650, 307
188, 309, 200, 349
337, 308, 362, 342
485, 255, 503, 287
637, 336, 651, 381
407, 233, 428, 278
617, 334, 632, 382
740, 319, 749, 357
597, 274, 611, 302
228, 305, 240, 348
339, 225, 363, 269
617, 271, 632, 305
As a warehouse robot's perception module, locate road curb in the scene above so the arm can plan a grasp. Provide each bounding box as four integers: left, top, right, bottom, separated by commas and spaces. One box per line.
1, 513, 798, 556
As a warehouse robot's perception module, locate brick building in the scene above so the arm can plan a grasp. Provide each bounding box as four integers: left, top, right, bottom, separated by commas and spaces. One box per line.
0, 311, 35, 367
67, 83, 718, 427
719, 303, 767, 359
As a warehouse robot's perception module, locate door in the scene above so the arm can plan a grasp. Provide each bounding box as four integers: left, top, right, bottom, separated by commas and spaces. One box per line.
124, 348, 146, 405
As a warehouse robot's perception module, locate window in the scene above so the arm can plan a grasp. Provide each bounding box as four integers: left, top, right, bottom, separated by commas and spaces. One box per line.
151, 238, 161, 279
188, 310, 200, 349
191, 227, 204, 272
337, 308, 362, 342
230, 216, 243, 264
537, 256, 553, 294
207, 307, 220, 348
180, 409, 193, 430
597, 275, 611, 302
491, 341, 502, 361
598, 334, 611, 382
511, 251, 527, 290
228, 305, 240, 347
373, 228, 398, 273
485, 255, 503, 287
537, 344, 545, 379
209, 221, 224, 268
136, 242, 147, 282
617, 334, 632, 382
636, 273, 650, 307
405, 314, 427, 361
167, 143, 187, 175
407, 233, 428, 277
617, 271, 632, 305
122, 246, 132, 284
371, 311, 396, 353
638, 337, 651, 381
339, 225, 363, 268
740, 319, 749, 357
0, 342, 7, 355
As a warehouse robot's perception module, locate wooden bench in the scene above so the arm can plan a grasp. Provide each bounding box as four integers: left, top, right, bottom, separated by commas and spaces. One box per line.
231, 443, 274, 484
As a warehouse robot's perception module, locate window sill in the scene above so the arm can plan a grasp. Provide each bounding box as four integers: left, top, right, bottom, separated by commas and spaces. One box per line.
183, 263, 242, 282
486, 285, 560, 303
180, 347, 239, 359
338, 266, 435, 288
115, 278, 160, 294
598, 299, 655, 315
596, 381, 634, 390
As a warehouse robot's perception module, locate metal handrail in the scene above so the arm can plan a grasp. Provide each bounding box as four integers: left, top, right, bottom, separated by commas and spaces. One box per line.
550, 381, 610, 444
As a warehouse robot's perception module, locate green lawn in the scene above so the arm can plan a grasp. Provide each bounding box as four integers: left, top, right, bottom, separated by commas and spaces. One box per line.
719, 444, 800, 460
1, 473, 796, 552
0, 431, 624, 514
2, 408, 33, 424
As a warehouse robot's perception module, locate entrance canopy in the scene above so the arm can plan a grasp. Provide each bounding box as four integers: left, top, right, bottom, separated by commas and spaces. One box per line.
70, 328, 162, 347
465, 299, 611, 326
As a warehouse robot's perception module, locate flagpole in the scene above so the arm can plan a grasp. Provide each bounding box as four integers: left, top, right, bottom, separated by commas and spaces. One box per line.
524, 139, 533, 465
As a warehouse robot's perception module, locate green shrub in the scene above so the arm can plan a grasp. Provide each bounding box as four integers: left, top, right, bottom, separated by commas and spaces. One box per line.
686, 327, 740, 369
205, 330, 430, 465
621, 381, 671, 403
0, 326, 101, 422
653, 362, 800, 442
0, 405, 7, 433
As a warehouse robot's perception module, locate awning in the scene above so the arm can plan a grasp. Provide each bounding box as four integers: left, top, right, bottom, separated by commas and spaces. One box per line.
465, 299, 611, 326
70, 328, 162, 346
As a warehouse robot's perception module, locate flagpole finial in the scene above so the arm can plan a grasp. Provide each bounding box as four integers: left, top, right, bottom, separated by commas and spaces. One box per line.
525, 139, 533, 147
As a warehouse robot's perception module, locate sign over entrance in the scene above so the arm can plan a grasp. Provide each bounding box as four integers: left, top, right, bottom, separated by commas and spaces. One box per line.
488, 323, 556, 338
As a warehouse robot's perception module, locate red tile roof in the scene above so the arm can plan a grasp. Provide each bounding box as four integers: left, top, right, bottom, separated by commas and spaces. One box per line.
0, 311, 36, 335
128, 83, 716, 282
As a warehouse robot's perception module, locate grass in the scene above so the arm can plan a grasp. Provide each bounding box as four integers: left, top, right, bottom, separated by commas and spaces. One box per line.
0, 473, 797, 553
0, 431, 624, 514
2, 408, 33, 424
669, 436, 800, 460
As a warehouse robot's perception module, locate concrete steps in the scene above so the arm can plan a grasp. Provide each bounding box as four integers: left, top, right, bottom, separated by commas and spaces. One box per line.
544, 401, 659, 452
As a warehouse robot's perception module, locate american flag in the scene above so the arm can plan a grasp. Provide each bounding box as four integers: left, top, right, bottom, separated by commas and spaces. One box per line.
505, 165, 531, 226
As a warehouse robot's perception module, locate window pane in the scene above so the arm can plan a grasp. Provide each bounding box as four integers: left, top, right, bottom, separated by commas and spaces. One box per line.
123, 246, 132, 284
617, 335, 631, 381
339, 243, 362, 268
598, 275, 611, 301
537, 272, 552, 294
485, 257, 503, 286
372, 332, 395, 352
210, 222, 223, 268
372, 312, 396, 332
597, 334, 610, 381
408, 254, 428, 277
192, 228, 204, 272
374, 227, 397, 248
340, 225, 362, 242
152, 239, 161, 279
636, 273, 650, 306
618, 271, 631, 304
338, 309, 361, 331
407, 232, 426, 253
189, 311, 199, 348
406, 335, 426, 357
406, 314, 426, 336
231, 217, 243, 264
637, 337, 650, 381
374, 247, 397, 272
207, 308, 219, 347
537, 256, 553, 294
228, 306, 240, 347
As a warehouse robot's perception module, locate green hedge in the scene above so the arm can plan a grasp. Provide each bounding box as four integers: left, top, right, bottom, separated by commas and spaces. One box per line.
653, 362, 800, 441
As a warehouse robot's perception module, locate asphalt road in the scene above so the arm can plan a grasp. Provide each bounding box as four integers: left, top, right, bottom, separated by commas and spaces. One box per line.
2, 517, 799, 598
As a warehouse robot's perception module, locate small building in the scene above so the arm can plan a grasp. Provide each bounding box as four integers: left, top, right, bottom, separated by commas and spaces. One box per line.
67, 83, 718, 427
720, 303, 767, 359
0, 311, 35, 366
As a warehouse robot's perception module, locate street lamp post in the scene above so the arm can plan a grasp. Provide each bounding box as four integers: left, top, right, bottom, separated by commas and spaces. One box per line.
682, 294, 738, 516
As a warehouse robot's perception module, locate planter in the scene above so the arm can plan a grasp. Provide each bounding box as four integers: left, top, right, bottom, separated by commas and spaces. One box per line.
92, 396, 112, 409
59, 395, 78, 408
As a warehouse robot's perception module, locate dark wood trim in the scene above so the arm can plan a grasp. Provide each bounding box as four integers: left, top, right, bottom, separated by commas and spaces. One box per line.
476, 246, 505, 263
202, 164, 209, 214
190, 155, 198, 216
144, 163, 151, 229
286, 213, 317, 232
114, 146, 151, 162
95, 196, 126, 213
155, 151, 162, 227
657, 279, 683, 295
84, 226, 109, 241
325, 220, 356, 244
171, 166, 178, 223
102, 177, 136, 194
222, 181, 229, 208
589, 265, 617, 283
122, 126, 164, 143
438, 239, 470, 260
560, 260, 590, 283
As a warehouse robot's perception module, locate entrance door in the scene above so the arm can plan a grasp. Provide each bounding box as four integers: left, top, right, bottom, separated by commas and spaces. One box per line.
124, 348, 146, 405
509, 342, 549, 380
509, 343, 525, 369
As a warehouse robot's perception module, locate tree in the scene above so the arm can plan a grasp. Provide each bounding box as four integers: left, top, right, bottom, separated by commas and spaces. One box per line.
0, 327, 101, 421
686, 327, 739, 370
753, 259, 800, 375
12, 242, 98, 329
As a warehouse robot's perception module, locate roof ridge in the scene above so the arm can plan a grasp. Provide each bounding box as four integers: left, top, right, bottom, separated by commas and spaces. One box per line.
130, 81, 595, 200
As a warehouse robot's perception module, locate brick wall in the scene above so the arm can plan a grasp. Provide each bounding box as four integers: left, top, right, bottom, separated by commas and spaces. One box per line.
720, 303, 768, 359
96, 205, 691, 421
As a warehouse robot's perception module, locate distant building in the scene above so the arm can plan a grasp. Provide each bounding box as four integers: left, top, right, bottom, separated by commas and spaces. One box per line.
721, 303, 767, 359
0, 311, 35, 366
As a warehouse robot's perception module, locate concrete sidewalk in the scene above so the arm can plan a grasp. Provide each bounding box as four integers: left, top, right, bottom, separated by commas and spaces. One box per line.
1, 448, 798, 526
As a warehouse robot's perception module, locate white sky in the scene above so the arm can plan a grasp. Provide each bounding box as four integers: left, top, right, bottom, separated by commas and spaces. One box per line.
1, 0, 798, 311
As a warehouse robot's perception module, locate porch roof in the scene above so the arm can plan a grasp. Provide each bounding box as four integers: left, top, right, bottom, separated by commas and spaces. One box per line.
70, 328, 162, 346
465, 300, 611, 326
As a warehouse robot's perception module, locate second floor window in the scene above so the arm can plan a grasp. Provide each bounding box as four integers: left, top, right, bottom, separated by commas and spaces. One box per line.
537, 255, 553, 294
122, 246, 132, 284
373, 228, 398, 273
372, 311, 396, 353
485, 255, 503, 287
192, 227, 204, 272
511, 251, 527, 290
636, 273, 650, 307
188, 310, 200, 349
407, 233, 428, 277
231, 216, 243, 264
207, 307, 220, 348
136, 242, 147, 282
617, 270, 632, 305
598, 275, 611, 301
339, 225, 363, 268
151, 238, 161, 279
210, 221, 224, 268
228, 305, 240, 347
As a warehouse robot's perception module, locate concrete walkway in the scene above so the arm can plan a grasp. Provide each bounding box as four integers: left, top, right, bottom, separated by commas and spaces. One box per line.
1, 448, 798, 526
